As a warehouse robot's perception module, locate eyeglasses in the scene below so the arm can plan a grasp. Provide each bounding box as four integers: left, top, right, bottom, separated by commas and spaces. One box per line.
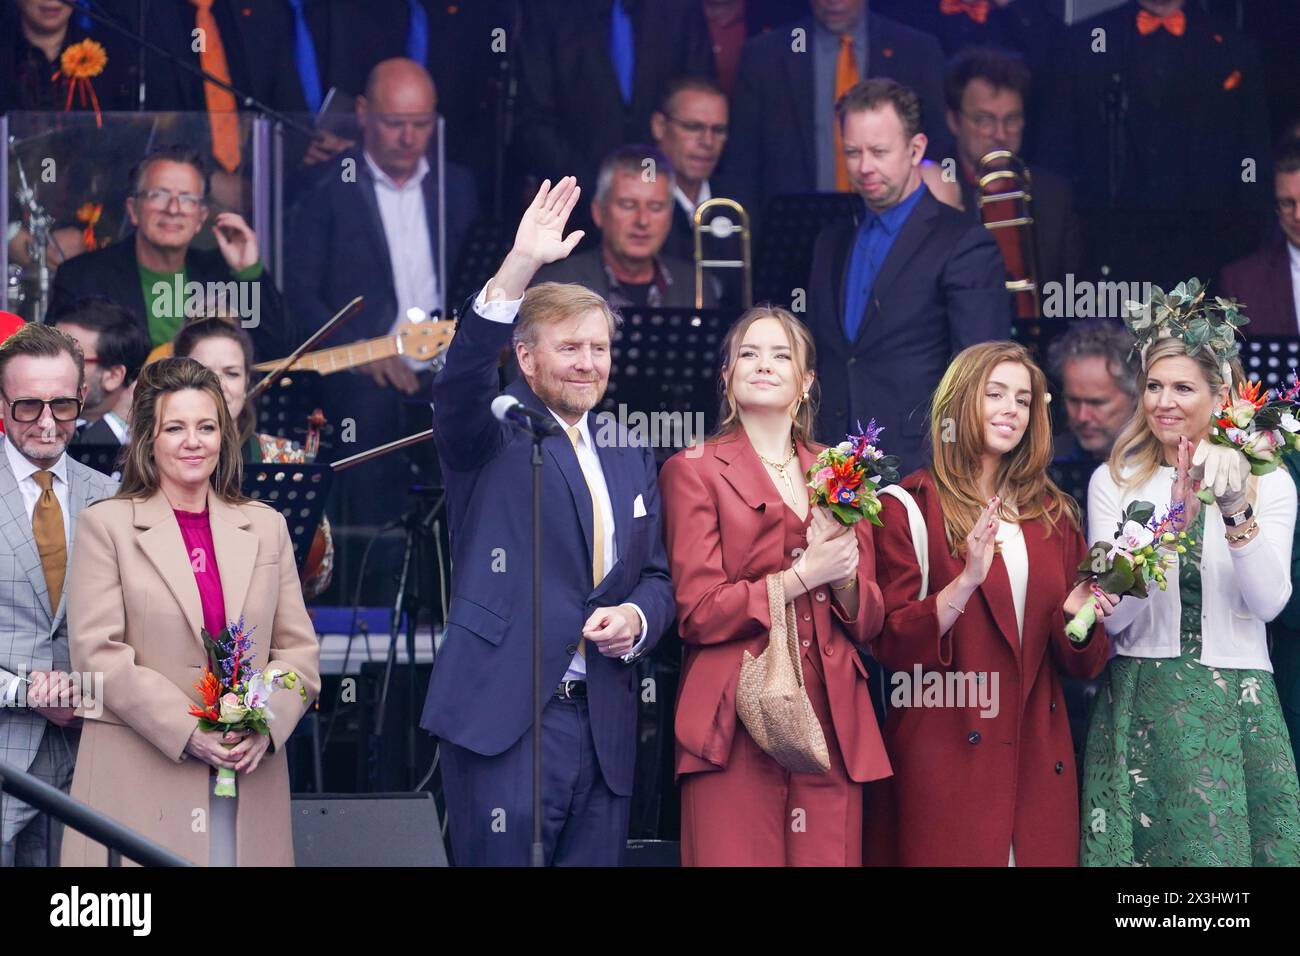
666, 115, 729, 140
135, 188, 205, 212
3, 396, 83, 423
961, 112, 1026, 135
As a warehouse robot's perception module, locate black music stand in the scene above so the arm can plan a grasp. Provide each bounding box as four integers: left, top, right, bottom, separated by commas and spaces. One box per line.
753, 193, 861, 306
241, 463, 333, 572
65, 443, 125, 480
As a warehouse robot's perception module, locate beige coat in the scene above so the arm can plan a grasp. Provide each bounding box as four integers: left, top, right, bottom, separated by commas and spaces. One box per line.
60, 489, 320, 866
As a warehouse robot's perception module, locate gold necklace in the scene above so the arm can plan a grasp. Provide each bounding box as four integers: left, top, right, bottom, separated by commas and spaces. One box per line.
757, 442, 799, 502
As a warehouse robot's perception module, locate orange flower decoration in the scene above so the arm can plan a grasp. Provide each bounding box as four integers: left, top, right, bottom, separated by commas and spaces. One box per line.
1223, 70, 1242, 91
59, 39, 107, 80
188, 670, 222, 720
76, 202, 103, 251
1238, 379, 1266, 408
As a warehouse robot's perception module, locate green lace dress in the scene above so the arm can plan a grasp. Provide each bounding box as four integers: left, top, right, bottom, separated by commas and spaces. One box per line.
1080, 510, 1300, 865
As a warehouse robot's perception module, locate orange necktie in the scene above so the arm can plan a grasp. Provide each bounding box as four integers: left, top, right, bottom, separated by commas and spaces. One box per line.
940, 0, 990, 25
833, 34, 860, 193
31, 470, 66, 613
1136, 8, 1187, 37
190, 0, 242, 172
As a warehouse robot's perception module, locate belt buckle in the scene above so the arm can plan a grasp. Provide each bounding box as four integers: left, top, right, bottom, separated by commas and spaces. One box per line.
560, 679, 577, 699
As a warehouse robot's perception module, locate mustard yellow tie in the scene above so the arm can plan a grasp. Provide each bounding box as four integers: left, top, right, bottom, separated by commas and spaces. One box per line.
31, 470, 67, 612
568, 426, 606, 658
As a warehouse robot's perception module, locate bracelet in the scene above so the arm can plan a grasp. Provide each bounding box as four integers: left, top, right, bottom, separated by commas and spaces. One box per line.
831, 576, 858, 591
1226, 521, 1260, 545
791, 566, 811, 594
947, 602, 966, 614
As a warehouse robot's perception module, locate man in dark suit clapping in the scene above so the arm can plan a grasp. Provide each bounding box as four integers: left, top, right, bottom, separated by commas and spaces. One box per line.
808, 78, 1009, 472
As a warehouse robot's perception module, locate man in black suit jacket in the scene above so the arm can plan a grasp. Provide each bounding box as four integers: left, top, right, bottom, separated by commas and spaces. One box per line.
724, 0, 953, 220
808, 79, 1009, 473
49, 145, 292, 363
514, 0, 715, 209
533, 146, 716, 310
286, 59, 478, 524
942, 47, 1082, 300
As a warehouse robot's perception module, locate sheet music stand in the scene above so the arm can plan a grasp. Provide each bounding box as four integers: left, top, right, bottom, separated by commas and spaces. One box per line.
754, 192, 861, 306
242, 463, 333, 573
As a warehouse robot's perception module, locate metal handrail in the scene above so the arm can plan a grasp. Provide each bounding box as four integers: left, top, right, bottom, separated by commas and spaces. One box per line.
0, 758, 192, 867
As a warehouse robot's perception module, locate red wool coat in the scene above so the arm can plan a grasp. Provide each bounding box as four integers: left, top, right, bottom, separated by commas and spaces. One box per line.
865, 469, 1109, 867
659, 430, 892, 784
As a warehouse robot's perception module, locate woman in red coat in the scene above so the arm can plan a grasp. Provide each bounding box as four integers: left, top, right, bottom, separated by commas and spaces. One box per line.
866, 341, 1115, 866
660, 306, 891, 867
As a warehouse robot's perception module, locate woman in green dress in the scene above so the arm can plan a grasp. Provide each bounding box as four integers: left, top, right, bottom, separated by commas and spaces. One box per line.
1082, 334, 1300, 865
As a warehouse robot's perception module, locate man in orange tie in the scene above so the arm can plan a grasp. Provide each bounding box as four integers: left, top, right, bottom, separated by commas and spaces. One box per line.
0, 324, 118, 867
725, 0, 952, 219
1036, 0, 1271, 284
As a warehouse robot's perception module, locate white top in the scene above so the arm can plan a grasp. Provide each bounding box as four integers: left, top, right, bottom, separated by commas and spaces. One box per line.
673, 178, 712, 222
365, 151, 439, 371
3, 435, 71, 548
1288, 241, 1300, 335
1087, 462, 1296, 670
995, 516, 1027, 644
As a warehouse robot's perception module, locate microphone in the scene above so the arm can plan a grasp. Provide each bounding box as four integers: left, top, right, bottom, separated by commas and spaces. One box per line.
491, 395, 564, 438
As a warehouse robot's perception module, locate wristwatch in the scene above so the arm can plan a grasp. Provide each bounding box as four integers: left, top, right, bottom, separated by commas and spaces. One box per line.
1222, 503, 1254, 528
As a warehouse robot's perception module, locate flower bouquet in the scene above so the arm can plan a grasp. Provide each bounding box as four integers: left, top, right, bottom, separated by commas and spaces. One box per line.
1064, 501, 1191, 642
189, 616, 306, 798
1194, 376, 1300, 502
805, 419, 899, 527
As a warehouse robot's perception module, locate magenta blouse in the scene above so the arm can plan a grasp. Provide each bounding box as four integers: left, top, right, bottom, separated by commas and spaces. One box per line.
174, 508, 227, 637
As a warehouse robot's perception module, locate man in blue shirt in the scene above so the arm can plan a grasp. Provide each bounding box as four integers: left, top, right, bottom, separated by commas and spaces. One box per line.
807, 78, 1010, 470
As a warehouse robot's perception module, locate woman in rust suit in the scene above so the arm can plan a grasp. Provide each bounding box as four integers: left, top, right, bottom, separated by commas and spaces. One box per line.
659, 306, 891, 866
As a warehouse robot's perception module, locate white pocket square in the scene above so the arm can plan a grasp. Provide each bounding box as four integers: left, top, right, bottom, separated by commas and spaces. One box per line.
633, 494, 647, 518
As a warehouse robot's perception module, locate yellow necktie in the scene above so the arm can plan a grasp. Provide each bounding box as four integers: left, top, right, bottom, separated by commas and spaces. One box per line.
834, 34, 861, 193
31, 470, 67, 613
190, 0, 242, 172
568, 426, 607, 658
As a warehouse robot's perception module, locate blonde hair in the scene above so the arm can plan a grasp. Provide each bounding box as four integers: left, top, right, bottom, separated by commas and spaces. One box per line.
712, 305, 818, 445
514, 282, 620, 350
115, 357, 247, 503
929, 341, 1077, 552
1107, 335, 1243, 489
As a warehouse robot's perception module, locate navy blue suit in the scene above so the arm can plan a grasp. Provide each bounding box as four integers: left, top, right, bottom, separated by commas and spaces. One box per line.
420, 297, 674, 865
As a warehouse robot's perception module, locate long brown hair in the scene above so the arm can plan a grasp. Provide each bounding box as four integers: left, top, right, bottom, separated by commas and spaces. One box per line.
1107, 334, 1243, 488
929, 341, 1077, 552
173, 317, 258, 446
712, 305, 818, 445
115, 357, 247, 503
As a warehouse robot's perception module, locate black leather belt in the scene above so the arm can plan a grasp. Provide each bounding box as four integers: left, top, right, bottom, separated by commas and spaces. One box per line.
555, 680, 587, 700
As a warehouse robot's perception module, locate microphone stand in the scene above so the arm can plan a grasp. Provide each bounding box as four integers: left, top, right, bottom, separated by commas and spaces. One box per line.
529, 429, 544, 867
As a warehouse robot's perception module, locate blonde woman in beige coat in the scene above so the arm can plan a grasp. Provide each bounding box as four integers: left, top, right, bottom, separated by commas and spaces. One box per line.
61, 358, 320, 866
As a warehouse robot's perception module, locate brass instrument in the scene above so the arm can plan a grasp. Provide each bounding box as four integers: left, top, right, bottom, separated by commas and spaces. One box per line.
976, 149, 1042, 319
692, 197, 752, 310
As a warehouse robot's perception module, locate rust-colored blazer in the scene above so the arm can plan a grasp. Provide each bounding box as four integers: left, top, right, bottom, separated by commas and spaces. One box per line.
61, 489, 320, 867
659, 430, 891, 783
866, 469, 1109, 867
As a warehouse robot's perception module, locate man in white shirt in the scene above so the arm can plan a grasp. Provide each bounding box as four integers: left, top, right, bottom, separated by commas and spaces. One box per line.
52, 296, 150, 450
286, 57, 480, 526
650, 76, 730, 263
1219, 138, 1300, 337
0, 323, 118, 867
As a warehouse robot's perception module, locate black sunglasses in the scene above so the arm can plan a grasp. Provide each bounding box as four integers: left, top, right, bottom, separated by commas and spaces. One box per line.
3, 396, 83, 423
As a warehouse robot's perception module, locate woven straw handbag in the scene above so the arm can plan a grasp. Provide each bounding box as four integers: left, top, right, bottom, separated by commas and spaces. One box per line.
735, 571, 831, 774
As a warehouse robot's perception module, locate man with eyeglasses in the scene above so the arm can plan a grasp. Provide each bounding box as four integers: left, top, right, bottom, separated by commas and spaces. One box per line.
0, 323, 118, 867
1219, 138, 1300, 338
942, 47, 1080, 298
49, 144, 293, 363
52, 296, 151, 452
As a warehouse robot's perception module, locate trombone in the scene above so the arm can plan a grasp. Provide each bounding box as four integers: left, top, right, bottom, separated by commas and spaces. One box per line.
692, 197, 753, 310
976, 149, 1042, 319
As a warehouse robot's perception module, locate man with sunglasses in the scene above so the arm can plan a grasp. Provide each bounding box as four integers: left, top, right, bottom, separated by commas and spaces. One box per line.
0, 323, 118, 867
49, 144, 293, 363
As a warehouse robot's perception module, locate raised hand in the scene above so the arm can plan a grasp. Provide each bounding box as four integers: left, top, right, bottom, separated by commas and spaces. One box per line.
487, 177, 586, 300
959, 496, 1000, 588
212, 212, 260, 272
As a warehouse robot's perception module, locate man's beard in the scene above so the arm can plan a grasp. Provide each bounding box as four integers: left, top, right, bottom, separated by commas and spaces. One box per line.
84, 376, 107, 414
15, 428, 70, 462
534, 376, 607, 420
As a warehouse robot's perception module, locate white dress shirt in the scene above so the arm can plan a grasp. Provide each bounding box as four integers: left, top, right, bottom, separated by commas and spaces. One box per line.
1288, 241, 1300, 334
673, 179, 712, 222
473, 286, 649, 680
366, 151, 440, 370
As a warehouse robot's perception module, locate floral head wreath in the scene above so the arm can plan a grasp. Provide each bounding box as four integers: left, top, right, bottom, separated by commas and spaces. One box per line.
1121, 278, 1248, 385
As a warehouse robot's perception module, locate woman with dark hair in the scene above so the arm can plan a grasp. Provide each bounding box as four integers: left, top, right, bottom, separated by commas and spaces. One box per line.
659, 305, 890, 866
173, 317, 334, 598
867, 341, 1114, 866
61, 357, 320, 866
